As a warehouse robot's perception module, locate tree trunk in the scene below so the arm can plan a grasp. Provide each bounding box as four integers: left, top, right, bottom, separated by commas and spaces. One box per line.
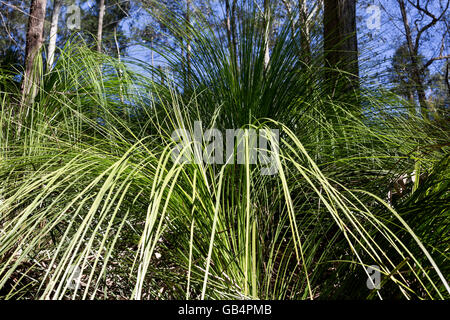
281, 0, 296, 37
225, 0, 233, 59
186, 0, 192, 86
47, 0, 62, 71
298, 0, 311, 64
231, 0, 238, 65
281, 0, 303, 60
398, 0, 429, 119
97, 0, 106, 53
159, 65, 165, 85
151, 36, 154, 80
113, 27, 124, 103
446, 60, 450, 96
22, 0, 48, 103
323, 0, 359, 93
263, 0, 270, 70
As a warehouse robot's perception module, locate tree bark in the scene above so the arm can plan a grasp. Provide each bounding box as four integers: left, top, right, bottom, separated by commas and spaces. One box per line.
231, 0, 238, 65
298, 0, 311, 64
113, 27, 124, 103
47, 0, 62, 71
151, 36, 154, 80
323, 0, 359, 93
263, 0, 270, 70
225, 0, 233, 59
187, 0, 192, 83
22, 0, 48, 102
97, 0, 106, 53
446, 60, 450, 96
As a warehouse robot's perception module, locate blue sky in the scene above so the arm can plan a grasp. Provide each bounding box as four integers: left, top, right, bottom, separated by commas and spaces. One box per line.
116, 0, 447, 86
5, 0, 446, 90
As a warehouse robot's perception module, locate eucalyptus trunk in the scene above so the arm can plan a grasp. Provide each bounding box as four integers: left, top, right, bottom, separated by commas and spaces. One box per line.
263, 0, 271, 70
323, 0, 359, 94
97, 0, 106, 53
298, 0, 311, 64
186, 0, 192, 87
22, 0, 48, 103
47, 0, 62, 71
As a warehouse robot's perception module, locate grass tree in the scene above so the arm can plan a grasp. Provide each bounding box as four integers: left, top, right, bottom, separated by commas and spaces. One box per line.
0, 0, 448, 300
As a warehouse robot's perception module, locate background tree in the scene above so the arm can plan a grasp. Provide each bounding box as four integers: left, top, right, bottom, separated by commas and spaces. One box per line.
0, 0, 28, 70
428, 62, 450, 119
22, 0, 48, 102
97, 0, 106, 52
47, 0, 62, 70
323, 0, 359, 95
396, 0, 449, 119
263, 0, 271, 69
225, 0, 238, 63
388, 44, 430, 111
67, 0, 131, 56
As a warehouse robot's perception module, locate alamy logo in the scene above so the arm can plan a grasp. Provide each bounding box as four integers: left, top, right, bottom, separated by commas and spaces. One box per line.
366, 5, 381, 30
67, 4, 81, 31
67, 265, 81, 290
170, 121, 280, 175
366, 265, 381, 289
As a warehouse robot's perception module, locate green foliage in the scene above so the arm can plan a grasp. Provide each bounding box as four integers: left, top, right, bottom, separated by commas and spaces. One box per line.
0, 4, 449, 300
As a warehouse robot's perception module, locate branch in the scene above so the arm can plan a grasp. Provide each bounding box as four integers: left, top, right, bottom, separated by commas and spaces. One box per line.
407, 0, 449, 53
422, 55, 450, 71
421, 27, 449, 71
407, 0, 448, 20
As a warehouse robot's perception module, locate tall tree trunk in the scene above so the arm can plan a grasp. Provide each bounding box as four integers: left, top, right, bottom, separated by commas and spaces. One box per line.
298, 0, 311, 64
231, 0, 238, 65
22, 0, 48, 103
323, 0, 359, 94
47, 0, 62, 71
225, 0, 233, 59
281, 0, 296, 37
151, 36, 154, 81
398, 0, 429, 119
226, 0, 238, 65
446, 60, 450, 96
186, 0, 192, 87
158, 65, 165, 85
113, 27, 124, 103
281, 0, 303, 60
97, 0, 106, 53
263, 0, 270, 70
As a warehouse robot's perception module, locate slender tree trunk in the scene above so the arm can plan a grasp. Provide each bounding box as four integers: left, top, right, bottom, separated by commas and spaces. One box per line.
231, 0, 238, 65
97, 0, 106, 53
446, 60, 450, 96
186, 0, 192, 87
159, 65, 165, 85
298, 0, 311, 64
151, 36, 154, 81
323, 0, 359, 93
281, 0, 296, 37
113, 27, 124, 103
281, 0, 303, 60
22, 0, 48, 103
398, 0, 429, 119
47, 0, 62, 71
263, 0, 271, 70
225, 0, 238, 66
181, 36, 185, 75
225, 0, 233, 58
